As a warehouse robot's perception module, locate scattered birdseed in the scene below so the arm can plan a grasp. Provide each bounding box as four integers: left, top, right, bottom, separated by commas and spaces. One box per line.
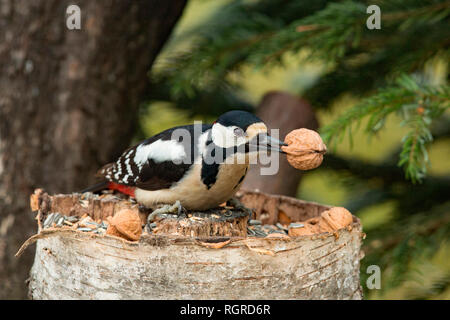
39, 204, 298, 240
43, 213, 65, 228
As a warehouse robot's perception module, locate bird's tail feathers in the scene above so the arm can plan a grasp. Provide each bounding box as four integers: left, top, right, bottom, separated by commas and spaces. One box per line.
79, 181, 109, 194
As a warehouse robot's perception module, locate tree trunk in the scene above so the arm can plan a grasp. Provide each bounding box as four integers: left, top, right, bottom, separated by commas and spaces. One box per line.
0, 0, 186, 299
26, 190, 363, 299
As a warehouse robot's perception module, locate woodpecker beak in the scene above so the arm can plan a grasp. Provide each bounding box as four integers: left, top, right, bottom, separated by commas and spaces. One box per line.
249, 133, 287, 153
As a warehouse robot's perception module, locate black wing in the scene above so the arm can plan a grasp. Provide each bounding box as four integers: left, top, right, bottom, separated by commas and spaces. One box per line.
97, 124, 212, 191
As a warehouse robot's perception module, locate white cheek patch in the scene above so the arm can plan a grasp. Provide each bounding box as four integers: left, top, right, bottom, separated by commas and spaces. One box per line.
134, 139, 186, 164
212, 123, 246, 148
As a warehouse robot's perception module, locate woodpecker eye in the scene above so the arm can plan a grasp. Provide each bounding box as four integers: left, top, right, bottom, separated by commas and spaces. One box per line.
234, 127, 245, 137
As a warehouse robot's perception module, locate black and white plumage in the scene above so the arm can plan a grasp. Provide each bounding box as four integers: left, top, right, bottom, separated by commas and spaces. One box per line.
82, 111, 285, 210
98, 124, 209, 189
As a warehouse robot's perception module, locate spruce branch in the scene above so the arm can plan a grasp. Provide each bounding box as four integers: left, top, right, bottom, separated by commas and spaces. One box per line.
361, 202, 450, 292
321, 75, 449, 182
155, 0, 450, 98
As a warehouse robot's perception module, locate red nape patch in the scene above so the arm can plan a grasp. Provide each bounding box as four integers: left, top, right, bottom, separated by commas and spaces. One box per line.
107, 182, 135, 198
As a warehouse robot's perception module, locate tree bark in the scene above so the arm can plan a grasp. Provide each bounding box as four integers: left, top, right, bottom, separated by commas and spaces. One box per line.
0, 0, 186, 299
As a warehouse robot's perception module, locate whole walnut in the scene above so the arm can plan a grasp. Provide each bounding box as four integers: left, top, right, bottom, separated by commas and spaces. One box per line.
106, 209, 142, 241
282, 128, 327, 170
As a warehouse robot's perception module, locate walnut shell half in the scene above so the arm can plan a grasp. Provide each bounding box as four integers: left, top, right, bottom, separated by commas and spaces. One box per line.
106, 209, 142, 241
288, 207, 353, 237
320, 207, 353, 231
282, 128, 327, 170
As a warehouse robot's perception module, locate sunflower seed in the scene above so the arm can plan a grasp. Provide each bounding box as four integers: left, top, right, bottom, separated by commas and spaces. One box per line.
45, 213, 64, 228
247, 227, 256, 236
43, 213, 56, 228
66, 216, 79, 223
289, 223, 304, 229
77, 227, 93, 232
85, 221, 100, 227
249, 219, 262, 226
79, 200, 89, 208
81, 192, 95, 200
55, 216, 65, 227
268, 229, 286, 235
276, 223, 288, 232
254, 229, 268, 237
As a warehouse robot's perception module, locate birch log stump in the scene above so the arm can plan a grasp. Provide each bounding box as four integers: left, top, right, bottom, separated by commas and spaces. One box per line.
25, 190, 364, 300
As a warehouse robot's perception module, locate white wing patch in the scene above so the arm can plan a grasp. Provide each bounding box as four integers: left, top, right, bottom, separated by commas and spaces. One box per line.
196, 131, 210, 163
134, 139, 186, 165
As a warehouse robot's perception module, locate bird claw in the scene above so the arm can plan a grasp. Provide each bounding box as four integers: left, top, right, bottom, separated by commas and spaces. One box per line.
147, 200, 185, 223
227, 197, 253, 219
138, 204, 153, 214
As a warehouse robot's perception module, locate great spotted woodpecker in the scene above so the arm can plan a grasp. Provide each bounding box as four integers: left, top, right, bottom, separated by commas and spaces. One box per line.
82, 110, 285, 210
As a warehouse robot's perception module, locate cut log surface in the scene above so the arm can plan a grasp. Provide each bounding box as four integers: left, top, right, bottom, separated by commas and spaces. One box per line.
27, 189, 364, 300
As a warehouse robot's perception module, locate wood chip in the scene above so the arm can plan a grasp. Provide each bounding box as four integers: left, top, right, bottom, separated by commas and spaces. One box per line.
197, 239, 231, 249
245, 242, 275, 256
277, 210, 291, 225
265, 233, 290, 239
30, 193, 39, 211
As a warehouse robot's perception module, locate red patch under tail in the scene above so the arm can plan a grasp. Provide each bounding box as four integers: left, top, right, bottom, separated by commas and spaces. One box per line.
107, 182, 136, 198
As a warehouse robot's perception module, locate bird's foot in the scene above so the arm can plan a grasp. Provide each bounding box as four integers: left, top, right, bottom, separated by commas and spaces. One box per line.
227, 197, 253, 219
138, 204, 153, 214
147, 200, 186, 223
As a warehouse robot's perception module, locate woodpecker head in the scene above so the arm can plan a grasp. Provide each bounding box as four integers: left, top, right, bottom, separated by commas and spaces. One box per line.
211, 110, 286, 153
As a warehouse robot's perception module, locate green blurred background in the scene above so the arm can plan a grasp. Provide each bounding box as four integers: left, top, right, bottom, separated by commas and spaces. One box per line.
138, 0, 449, 299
